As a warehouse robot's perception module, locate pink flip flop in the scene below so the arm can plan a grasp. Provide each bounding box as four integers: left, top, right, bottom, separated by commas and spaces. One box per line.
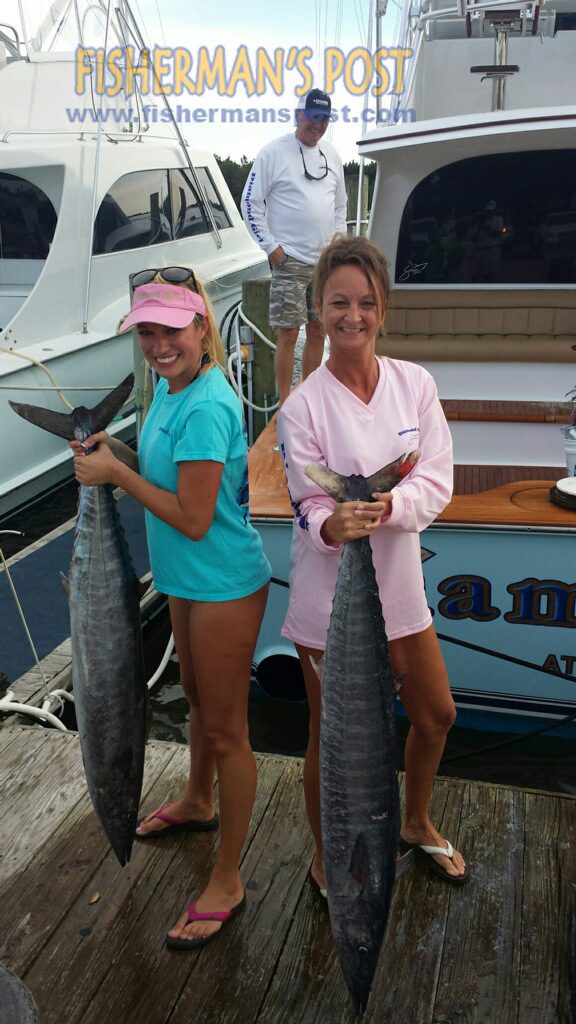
135, 803, 219, 839
165, 894, 246, 949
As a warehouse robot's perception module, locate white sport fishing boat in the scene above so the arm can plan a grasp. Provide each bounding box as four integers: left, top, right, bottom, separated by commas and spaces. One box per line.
250, 0, 576, 729
0, 0, 268, 518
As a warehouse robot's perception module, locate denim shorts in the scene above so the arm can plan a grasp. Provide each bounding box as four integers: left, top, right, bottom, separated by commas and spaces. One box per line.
269, 254, 320, 328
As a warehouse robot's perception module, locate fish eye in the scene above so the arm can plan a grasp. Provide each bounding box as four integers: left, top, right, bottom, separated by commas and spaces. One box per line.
358, 945, 369, 956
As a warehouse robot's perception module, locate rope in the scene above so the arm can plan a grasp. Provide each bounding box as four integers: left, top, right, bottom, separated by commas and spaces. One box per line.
0, 347, 74, 409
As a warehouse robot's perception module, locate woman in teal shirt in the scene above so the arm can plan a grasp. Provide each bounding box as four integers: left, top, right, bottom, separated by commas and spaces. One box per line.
72, 269, 270, 949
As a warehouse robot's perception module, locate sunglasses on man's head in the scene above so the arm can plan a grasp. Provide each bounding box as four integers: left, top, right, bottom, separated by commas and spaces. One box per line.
130, 266, 199, 291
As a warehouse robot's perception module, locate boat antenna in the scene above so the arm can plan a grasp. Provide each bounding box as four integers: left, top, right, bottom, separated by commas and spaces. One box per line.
355, 0, 376, 236
82, 0, 114, 334
374, 0, 388, 126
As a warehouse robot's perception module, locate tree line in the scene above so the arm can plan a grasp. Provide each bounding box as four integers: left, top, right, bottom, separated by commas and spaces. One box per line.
216, 155, 376, 212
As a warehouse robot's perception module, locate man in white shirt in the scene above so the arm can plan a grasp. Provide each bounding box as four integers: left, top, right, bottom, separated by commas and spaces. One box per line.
241, 89, 347, 405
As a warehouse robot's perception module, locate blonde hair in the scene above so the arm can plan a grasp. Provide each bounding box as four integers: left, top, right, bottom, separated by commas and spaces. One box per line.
314, 234, 390, 323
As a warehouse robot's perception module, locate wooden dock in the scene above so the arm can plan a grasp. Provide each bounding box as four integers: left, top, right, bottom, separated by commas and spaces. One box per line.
0, 724, 574, 1023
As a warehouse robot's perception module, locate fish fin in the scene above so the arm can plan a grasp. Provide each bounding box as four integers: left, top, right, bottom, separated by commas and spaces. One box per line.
86, 374, 134, 435
8, 374, 134, 442
8, 401, 78, 441
366, 450, 420, 494
349, 832, 371, 895
60, 572, 70, 599
305, 462, 349, 501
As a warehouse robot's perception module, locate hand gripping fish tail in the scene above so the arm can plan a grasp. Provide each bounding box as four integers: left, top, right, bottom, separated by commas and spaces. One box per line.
9, 374, 148, 867
304, 451, 418, 1016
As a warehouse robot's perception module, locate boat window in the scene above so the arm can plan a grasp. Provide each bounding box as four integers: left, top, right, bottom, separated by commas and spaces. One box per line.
395, 150, 576, 285
93, 169, 171, 254
555, 12, 576, 30
169, 169, 210, 239
195, 167, 232, 229
0, 172, 57, 259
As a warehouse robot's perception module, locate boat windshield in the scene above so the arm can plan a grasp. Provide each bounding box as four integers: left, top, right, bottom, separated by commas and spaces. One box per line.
396, 149, 576, 286
0, 172, 57, 331
0, 173, 57, 260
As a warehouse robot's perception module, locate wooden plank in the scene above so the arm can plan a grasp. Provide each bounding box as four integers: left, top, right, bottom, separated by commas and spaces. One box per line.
15, 743, 195, 1023
1, 726, 575, 1023
441, 399, 571, 424
0, 729, 87, 886
438, 481, 576, 528
453, 464, 565, 494
519, 791, 576, 1023
0, 725, 47, 786
248, 417, 291, 519
433, 783, 524, 1023
162, 761, 314, 1024
362, 777, 466, 1023
30, 754, 288, 1024
0, 738, 179, 974
4, 640, 73, 710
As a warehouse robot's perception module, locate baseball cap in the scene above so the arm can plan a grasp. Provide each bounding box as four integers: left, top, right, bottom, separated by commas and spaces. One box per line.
119, 282, 206, 332
296, 88, 334, 120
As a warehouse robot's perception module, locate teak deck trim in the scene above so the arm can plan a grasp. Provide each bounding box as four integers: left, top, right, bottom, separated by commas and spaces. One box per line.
440, 398, 572, 424
0, 726, 573, 1024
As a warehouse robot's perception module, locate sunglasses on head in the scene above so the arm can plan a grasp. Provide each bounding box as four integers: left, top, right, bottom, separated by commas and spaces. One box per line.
130, 266, 199, 291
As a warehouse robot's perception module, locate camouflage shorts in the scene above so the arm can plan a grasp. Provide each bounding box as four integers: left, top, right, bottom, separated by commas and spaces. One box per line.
269, 254, 320, 328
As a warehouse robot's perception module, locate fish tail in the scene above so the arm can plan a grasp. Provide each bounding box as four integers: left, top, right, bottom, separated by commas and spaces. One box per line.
9, 374, 134, 442
7, 400, 78, 441
365, 450, 419, 493
305, 450, 419, 502
304, 463, 350, 501
86, 374, 135, 435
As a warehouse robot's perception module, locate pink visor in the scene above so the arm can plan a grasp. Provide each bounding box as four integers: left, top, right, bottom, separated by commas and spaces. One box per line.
119, 283, 206, 332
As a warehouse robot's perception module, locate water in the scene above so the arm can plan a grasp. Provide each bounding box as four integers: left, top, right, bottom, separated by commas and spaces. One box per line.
0, 479, 79, 560
4, 482, 576, 795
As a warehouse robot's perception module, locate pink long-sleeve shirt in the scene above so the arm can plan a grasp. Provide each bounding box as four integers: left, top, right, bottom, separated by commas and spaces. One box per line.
276, 357, 453, 650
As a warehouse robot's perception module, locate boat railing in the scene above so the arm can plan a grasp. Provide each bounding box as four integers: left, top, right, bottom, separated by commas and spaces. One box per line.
391, 0, 542, 117
0, 24, 24, 66
0, 127, 199, 144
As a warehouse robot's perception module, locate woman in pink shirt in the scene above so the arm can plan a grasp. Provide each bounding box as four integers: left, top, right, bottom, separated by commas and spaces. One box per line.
277, 234, 468, 892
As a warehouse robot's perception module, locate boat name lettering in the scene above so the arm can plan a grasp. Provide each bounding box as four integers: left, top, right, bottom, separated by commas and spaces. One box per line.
437, 575, 576, 629
74, 45, 413, 99
542, 654, 576, 676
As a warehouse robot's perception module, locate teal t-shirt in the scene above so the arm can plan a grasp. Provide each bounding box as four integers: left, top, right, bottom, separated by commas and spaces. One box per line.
138, 367, 271, 601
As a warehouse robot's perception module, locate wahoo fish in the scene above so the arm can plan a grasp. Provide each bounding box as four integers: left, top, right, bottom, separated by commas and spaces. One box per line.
0, 965, 39, 1024
306, 450, 419, 1017
9, 375, 147, 866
